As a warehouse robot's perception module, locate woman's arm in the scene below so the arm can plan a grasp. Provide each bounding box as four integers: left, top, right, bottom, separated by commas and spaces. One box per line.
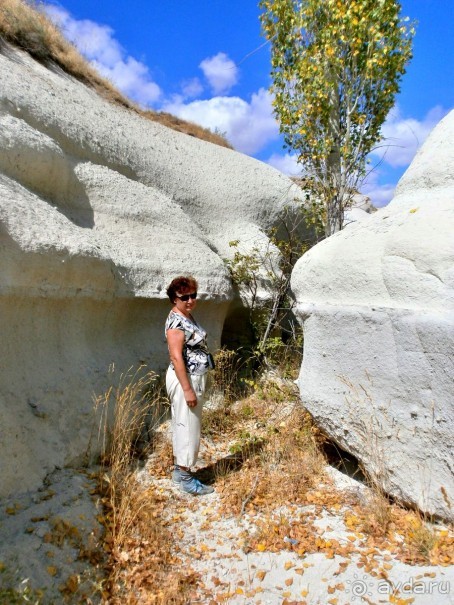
166, 328, 198, 407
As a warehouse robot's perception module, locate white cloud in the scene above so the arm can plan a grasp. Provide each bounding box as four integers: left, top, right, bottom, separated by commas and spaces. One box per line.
91, 57, 161, 104
361, 182, 396, 208
46, 6, 121, 65
45, 4, 161, 106
162, 88, 279, 154
199, 52, 238, 95
362, 105, 451, 207
181, 78, 204, 99
266, 153, 301, 176
371, 105, 449, 168
360, 170, 396, 208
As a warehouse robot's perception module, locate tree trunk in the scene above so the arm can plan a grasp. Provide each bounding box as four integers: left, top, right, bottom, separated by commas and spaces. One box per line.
325, 80, 343, 237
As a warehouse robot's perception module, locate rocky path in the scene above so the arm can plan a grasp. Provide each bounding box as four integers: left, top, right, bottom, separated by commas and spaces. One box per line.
0, 468, 104, 603
138, 423, 454, 605
0, 418, 453, 604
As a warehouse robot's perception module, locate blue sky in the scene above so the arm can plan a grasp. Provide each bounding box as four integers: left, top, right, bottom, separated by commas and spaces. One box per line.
45, 1, 453, 207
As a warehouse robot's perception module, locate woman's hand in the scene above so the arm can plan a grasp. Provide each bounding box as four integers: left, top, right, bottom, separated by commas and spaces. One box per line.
183, 387, 197, 408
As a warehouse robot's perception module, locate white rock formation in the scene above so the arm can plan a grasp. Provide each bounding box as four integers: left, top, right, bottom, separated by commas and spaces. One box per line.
343, 193, 376, 226
291, 110, 454, 520
0, 43, 301, 497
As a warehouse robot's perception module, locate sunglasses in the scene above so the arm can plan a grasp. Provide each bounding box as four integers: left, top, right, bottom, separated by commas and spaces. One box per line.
175, 292, 197, 301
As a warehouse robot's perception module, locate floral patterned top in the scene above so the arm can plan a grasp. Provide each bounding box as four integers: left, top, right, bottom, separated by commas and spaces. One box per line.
165, 311, 210, 376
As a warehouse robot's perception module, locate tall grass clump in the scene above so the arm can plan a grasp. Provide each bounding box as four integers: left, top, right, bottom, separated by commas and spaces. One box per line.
257, 402, 325, 503
95, 366, 160, 550
0, 0, 55, 60
407, 512, 439, 560
231, 408, 325, 516
202, 348, 253, 439
215, 377, 326, 516
94, 367, 196, 603
0, 0, 133, 106
211, 347, 248, 404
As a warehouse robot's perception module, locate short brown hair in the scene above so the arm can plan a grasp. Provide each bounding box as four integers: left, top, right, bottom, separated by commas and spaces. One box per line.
166, 275, 198, 303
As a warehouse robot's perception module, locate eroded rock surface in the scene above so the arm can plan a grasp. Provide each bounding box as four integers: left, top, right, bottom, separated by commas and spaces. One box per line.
292, 110, 454, 520
0, 43, 300, 497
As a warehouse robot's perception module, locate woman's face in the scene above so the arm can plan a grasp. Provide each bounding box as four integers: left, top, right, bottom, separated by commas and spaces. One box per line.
174, 289, 197, 315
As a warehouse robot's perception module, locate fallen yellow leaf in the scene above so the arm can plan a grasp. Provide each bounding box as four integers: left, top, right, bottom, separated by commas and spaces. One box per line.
5, 507, 17, 515
390, 596, 415, 605
64, 575, 79, 593
326, 550, 335, 559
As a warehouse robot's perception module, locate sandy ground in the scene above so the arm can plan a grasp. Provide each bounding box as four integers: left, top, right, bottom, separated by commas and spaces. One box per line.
0, 439, 452, 604
138, 459, 454, 605
0, 468, 104, 603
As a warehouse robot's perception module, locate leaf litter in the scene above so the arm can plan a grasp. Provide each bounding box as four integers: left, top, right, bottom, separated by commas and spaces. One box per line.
106, 387, 453, 604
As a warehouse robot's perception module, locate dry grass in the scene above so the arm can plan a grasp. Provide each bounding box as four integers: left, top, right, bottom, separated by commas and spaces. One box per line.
92, 360, 453, 603
101, 482, 197, 605
407, 513, 439, 559
211, 373, 454, 567
333, 377, 454, 566
203, 370, 327, 517
359, 485, 394, 537
217, 403, 326, 517
95, 366, 159, 550
141, 110, 232, 149
202, 348, 252, 439
211, 347, 249, 404
0, 0, 232, 149
0, 0, 133, 107
94, 366, 199, 604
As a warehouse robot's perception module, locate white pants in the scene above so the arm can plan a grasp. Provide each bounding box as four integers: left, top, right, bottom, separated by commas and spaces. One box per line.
166, 367, 207, 468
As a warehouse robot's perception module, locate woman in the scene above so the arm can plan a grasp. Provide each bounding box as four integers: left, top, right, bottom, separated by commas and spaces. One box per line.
165, 275, 214, 496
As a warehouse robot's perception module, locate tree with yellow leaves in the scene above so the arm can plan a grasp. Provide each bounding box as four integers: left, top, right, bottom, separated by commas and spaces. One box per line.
260, 0, 415, 235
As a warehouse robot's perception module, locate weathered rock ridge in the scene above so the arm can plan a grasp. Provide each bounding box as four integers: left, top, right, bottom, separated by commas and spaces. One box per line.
292, 110, 454, 520
0, 43, 300, 497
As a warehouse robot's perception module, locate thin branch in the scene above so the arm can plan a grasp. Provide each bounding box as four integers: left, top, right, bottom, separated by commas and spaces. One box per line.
239, 473, 261, 519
